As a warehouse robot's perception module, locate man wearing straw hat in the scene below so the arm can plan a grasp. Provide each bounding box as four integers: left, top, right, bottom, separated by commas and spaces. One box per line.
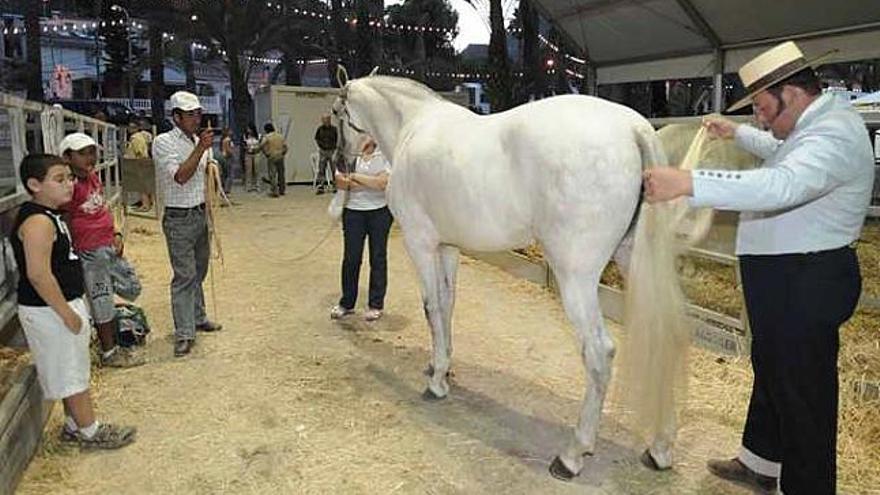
153, 91, 223, 358
643, 41, 874, 494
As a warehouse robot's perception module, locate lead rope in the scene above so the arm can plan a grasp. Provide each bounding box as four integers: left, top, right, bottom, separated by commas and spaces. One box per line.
204, 143, 231, 323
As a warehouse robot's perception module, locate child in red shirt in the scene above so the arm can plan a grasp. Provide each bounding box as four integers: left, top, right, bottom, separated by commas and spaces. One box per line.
60, 133, 144, 368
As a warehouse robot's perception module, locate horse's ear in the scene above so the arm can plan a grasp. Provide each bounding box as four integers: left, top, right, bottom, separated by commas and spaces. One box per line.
369, 66, 379, 77
336, 65, 350, 87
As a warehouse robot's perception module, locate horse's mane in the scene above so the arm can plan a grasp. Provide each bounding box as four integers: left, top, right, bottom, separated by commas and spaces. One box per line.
358, 76, 445, 103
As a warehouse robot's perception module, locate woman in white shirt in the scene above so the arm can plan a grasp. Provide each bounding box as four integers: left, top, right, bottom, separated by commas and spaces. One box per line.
243, 125, 260, 192
330, 136, 392, 321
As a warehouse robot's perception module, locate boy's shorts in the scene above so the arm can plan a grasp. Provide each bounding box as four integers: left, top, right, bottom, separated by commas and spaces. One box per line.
18, 298, 91, 400
80, 246, 141, 324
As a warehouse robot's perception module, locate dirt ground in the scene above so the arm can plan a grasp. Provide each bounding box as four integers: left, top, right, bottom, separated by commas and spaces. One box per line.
12, 187, 851, 494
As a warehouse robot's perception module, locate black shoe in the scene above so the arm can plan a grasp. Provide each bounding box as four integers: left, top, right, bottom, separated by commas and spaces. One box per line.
174, 339, 194, 357
196, 321, 223, 332
707, 458, 778, 494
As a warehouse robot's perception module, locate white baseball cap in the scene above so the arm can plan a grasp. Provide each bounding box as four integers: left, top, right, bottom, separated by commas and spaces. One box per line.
170, 91, 202, 112
59, 132, 100, 155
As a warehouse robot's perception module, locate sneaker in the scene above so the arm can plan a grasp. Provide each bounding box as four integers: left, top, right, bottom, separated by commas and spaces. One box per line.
101, 347, 146, 368
364, 308, 383, 322
59, 427, 78, 443
707, 458, 778, 494
330, 305, 355, 320
75, 423, 136, 450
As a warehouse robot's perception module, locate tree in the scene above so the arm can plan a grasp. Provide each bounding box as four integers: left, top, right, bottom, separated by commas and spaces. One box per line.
269, 0, 332, 86
187, 0, 290, 135
385, 0, 458, 82
24, 0, 43, 101
98, 5, 146, 98
516, 0, 544, 102
486, 0, 512, 110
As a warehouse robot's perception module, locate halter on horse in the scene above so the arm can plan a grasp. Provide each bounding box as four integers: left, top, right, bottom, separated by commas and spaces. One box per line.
332, 72, 695, 479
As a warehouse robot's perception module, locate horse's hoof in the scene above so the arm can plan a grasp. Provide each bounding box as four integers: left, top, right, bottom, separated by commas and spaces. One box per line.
424, 365, 453, 378
549, 456, 577, 481
421, 387, 446, 401
639, 449, 671, 472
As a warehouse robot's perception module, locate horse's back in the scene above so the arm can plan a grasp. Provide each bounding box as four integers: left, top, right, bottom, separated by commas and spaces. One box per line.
389, 95, 647, 251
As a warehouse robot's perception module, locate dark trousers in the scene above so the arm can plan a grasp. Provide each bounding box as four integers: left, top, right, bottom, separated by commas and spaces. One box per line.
340, 207, 393, 310
267, 157, 286, 195
739, 246, 861, 495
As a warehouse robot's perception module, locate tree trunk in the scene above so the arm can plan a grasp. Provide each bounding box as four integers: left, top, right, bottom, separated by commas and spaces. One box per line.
149, 24, 165, 127
487, 0, 512, 111
328, 0, 347, 87
226, 46, 252, 139
354, 0, 372, 77
369, 0, 385, 71
183, 43, 197, 92
521, 0, 542, 101
283, 54, 302, 86
24, 0, 43, 101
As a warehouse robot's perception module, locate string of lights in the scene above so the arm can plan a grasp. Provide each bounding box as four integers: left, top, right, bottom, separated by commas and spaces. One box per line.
263, 1, 456, 35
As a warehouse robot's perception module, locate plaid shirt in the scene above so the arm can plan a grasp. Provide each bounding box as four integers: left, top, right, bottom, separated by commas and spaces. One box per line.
153, 126, 207, 208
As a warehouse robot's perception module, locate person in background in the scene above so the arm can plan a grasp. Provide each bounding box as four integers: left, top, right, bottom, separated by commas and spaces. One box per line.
13, 154, 136, 449
330, 136, 393, 322
61, 133, 145, 369
125, 120, 154, 212
313, 114, 338, 195
260, 123, 288, 197
152, 91, 223, 358
219, 127, 235, 195
243, 124, 260, 192
643, 41, 874, 495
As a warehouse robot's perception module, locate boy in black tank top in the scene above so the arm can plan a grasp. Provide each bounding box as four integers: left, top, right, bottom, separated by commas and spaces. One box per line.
12, 154, 135, 450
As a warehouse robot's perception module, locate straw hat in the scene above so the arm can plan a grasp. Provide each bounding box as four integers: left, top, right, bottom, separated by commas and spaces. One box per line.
727, 41, 832, 112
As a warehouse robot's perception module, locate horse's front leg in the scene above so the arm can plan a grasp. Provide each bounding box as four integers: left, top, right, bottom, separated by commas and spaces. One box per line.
403, 237, 452, 400
549, 274, 616, 481
437, 245, 460, 362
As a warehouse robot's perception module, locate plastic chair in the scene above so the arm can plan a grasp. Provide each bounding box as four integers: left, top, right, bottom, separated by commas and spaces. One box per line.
311, 150, 335, 192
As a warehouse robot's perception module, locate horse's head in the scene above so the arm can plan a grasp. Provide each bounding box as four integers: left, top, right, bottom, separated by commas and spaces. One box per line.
330, 66, 435, 170
331, 87, 368, 172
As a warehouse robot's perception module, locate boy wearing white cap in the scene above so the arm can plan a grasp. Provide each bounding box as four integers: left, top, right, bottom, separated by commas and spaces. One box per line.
60, 132, 144, 369
152, 91, 223, 357
643, 41, 874, 494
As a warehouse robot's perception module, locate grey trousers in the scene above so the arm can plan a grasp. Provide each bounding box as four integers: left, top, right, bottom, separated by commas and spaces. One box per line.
162, 207, 210, 341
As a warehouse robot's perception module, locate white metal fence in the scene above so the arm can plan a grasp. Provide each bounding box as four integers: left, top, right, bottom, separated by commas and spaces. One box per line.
0, 92, 124, 338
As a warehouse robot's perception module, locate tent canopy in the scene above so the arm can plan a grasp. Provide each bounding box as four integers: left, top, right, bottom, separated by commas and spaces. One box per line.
528, 0, 880, 84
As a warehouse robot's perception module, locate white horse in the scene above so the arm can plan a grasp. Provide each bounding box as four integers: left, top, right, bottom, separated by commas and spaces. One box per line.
332, 74, 691, 479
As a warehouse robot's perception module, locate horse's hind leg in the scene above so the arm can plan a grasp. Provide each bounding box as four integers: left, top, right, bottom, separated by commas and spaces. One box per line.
403, 237, 453, 399
547, 271, 616, 480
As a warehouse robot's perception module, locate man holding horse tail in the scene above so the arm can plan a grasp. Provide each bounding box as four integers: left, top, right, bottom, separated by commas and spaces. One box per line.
644, 41, 873, 495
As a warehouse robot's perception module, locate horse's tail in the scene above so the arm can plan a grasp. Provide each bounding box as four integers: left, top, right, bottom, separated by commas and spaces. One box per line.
616, 124, 691, 465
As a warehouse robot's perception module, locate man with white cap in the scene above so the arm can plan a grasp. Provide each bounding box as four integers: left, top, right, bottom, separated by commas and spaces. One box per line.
643, 41, 874, 494
152, 91, 223, 358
